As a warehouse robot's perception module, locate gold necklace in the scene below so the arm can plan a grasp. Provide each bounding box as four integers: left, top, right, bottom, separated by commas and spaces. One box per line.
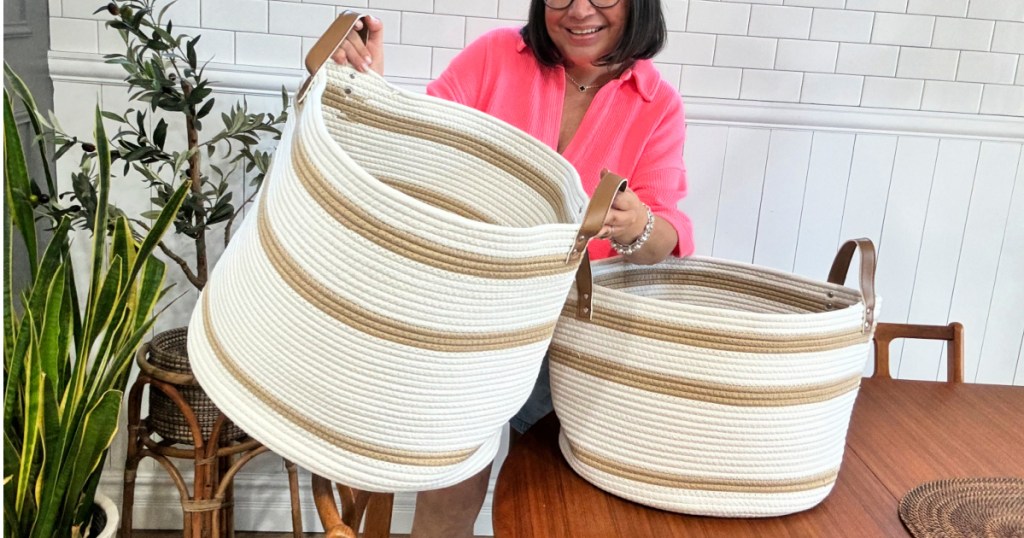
565, 71, 605, 93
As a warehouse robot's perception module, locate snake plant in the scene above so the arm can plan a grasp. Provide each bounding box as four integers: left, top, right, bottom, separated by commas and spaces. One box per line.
3, 79, 189, 537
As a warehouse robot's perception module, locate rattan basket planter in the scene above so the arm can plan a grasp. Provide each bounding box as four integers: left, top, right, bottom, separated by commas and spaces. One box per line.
550, 240, 881, 517
146, 328, 246, 444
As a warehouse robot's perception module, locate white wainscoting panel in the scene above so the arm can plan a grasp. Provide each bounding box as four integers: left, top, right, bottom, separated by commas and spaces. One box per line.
898, 139, 981, 380
792, 132, 856, 278
948, 142, 1021, 383
752, 130, 813, 272
712, 127, 771, 261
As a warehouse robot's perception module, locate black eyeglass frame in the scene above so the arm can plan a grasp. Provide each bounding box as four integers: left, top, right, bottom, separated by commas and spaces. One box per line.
543, 0, 623, 10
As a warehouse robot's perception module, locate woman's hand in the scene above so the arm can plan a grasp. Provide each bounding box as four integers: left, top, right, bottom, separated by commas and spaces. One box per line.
598, 188, 679, 264
330, 16, 385, 76
598, 188, 647, 245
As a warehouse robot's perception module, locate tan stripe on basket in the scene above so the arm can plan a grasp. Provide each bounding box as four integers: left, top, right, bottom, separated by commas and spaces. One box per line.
568, 441, 840, 493
199, 292, 479, 466
378, 177, 496, 224
549, 346, 861, 406
257, 200, 556, 352
561, 302, 869, 354
595, 269, 843, 313
292, 140, 578, 279
321, 89, 571, 222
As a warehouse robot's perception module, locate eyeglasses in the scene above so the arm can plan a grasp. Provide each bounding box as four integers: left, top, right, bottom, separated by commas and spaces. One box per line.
543, 0, 623, 10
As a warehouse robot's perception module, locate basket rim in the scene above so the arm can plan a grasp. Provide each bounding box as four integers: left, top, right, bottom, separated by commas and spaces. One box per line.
580, 256, 876, 325
308, 64, 591, 235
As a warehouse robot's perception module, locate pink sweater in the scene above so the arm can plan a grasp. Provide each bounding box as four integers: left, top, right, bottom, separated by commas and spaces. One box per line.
427, 27, 694, 260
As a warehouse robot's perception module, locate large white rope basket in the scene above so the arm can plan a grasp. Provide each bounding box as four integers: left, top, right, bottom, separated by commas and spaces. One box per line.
550, 239, 881, 517
187, 13, 625, 492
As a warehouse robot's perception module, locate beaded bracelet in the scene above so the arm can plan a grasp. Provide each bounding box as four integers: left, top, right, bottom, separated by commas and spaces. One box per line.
611, 205, 654, 257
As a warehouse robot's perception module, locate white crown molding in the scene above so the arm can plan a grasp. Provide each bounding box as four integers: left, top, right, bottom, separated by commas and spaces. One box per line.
50, 50, 1023, 142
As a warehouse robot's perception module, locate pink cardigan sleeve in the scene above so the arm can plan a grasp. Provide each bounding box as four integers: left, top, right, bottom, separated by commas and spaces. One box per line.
629, 95, 695, 257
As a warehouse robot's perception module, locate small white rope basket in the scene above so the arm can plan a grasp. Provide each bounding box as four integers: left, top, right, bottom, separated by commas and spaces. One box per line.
550, 239, 881, 517
187, 13, 624, 492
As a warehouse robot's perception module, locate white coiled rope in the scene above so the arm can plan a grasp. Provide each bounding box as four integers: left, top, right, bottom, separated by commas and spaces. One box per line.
550, 245, 880, 516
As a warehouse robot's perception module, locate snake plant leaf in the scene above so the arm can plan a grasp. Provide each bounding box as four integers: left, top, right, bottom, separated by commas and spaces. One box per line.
31, 375, 71, 536
4, 431, 19, 506
4, 201, 15, 364
52, 390, 121, 535
37, 260, 67, 388
4, 284, 36, 435
83, 256, 127, 399
99, 315, 159, 394
132, 254, 167, 329
127, 181, 190, 286
24, 219, 71, 332
87, 106, 112, 307
3, 63, 56, 198
4, 92, 37, 273
33, 375, 64, 534
15, 319, 42, 515
84, 255, 124, 355
110, 216, 136, 275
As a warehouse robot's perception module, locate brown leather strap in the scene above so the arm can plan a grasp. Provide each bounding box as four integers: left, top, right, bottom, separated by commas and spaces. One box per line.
571, 171, 629, 319
297, 11, 369, 104
827, 238, 877, 332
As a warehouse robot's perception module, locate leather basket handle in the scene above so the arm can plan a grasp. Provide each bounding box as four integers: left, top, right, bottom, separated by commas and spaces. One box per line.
827, 238, 877, 333
297, 11, 369, 103
571, 170, 629, 320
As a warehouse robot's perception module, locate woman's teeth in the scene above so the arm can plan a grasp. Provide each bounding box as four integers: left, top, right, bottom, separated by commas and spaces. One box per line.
568, 28, 601, 35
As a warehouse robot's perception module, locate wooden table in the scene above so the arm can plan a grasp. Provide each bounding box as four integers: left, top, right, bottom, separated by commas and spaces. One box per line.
493, 378, 1024, 537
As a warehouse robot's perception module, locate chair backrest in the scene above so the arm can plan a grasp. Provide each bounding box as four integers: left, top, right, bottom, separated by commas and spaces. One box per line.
872, 322, 964, 383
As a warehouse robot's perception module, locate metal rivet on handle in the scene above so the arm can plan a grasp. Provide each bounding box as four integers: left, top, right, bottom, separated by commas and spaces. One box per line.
583, 307, 590, 314
827, 291, 835, 298
344, 87, 352, 95
826, 303, 833, 310
583, 294, 590, 300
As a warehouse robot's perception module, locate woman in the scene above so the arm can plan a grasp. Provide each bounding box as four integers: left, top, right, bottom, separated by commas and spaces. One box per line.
336, 1, 693, 536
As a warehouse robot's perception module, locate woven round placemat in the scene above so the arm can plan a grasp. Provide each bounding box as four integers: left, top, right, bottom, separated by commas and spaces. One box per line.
899, 477, 1024, 538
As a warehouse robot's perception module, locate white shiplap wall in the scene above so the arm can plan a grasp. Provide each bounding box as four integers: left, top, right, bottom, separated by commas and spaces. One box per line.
43, 0, 1024, 534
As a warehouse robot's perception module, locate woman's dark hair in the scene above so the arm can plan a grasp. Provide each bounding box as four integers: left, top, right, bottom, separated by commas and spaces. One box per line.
520, 0, 667, 68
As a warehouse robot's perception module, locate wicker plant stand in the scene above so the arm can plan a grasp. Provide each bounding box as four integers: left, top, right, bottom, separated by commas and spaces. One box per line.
121, 337, 303, 538
311, 475, 394, 538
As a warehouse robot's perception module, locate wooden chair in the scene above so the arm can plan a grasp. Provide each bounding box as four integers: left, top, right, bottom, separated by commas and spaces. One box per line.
872, 322, 964, 382
312, 474, 395, 538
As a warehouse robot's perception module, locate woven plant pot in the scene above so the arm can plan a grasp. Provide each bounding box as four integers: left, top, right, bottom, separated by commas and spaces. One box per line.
550, 239, 881, 517
147, 328, 246, 444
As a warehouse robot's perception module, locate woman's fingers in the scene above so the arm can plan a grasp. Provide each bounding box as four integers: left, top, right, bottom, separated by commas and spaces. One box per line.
329, 16, 385, 74
342, 38, 371, 71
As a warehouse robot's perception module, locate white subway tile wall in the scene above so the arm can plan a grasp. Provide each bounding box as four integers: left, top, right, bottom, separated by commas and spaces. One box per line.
862, 76, 925, 108
775, 39, 839, 72
957, 51, 1018, 84
681, 64, 743, 97
907, 0, 967, 18
801, 72, 864, 104
49, 0, 1024, 117
922, 80, 984, 112
836, 42, 900, 76
871, 13, 934, 47
739, 68, 803, 101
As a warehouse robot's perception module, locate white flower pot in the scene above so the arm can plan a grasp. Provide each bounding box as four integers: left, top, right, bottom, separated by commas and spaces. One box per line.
90, 493, 120, 538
